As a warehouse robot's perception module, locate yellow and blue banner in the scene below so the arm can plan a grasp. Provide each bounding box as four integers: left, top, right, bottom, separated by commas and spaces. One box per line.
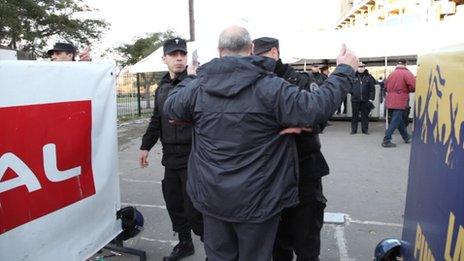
402, 45, 464, 260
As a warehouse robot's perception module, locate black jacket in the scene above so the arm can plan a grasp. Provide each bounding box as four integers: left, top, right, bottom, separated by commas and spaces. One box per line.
274, 60, 330, 192
313, 72, 328, 86
164, 56, 354, 222
351, 70, 376, 102
275, 60, 319, 92
140, 70, 192, 169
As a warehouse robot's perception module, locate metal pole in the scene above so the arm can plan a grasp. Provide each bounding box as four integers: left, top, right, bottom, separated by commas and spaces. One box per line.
189, 0, 195, 41
385, 56, 388, 130
136, 73, 142, 117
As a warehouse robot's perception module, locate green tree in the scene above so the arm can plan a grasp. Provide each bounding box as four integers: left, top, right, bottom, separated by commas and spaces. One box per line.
0, 0, 108, 54
114, 30, 176, 67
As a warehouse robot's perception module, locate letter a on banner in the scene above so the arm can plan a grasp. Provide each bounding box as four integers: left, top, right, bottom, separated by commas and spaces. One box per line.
0, 153, 41, 193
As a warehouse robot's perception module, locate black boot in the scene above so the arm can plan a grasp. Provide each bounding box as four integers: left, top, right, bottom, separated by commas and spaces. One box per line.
163, 240, 194, 260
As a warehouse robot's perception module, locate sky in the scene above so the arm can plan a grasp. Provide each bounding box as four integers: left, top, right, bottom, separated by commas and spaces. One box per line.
79, 0, 341, 59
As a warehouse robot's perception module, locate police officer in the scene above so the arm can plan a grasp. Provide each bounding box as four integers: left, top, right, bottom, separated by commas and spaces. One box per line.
139, 38, 203, 261
252, 37, 331, 261
311, 64, 327, 86
350, 62, 376, 134
47, 42, 91, 61
252, 37, 318, 91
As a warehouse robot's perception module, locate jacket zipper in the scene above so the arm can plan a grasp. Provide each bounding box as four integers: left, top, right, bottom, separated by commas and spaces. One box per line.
359, 75, 364, 101
171, 84, 178, 143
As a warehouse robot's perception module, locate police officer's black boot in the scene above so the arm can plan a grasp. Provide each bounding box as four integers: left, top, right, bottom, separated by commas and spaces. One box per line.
163, 232, 194, 261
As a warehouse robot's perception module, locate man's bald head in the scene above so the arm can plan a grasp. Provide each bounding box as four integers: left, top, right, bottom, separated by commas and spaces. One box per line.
218, 26, 252, 57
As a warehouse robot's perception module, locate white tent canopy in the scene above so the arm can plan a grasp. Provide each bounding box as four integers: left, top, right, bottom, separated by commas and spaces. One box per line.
129, 22, 464, 74
128, 45, 166, 73
284, 22, 464, 61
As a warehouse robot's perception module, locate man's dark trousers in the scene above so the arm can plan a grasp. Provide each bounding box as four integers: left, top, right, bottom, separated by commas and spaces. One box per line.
203, 214, 281, 261
351, 101, 369, 133
273, 179, 326, 261
162, 168, 203, 239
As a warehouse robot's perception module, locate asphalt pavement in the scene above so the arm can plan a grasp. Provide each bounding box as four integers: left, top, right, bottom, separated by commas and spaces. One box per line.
102, 119, 411, 261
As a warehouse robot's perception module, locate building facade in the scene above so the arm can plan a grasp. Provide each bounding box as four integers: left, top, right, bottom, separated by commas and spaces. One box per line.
337, 0, 464, 30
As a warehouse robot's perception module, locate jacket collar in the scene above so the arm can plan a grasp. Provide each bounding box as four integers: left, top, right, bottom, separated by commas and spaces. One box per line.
161, 69, 188, 85
274, 59, 288, 77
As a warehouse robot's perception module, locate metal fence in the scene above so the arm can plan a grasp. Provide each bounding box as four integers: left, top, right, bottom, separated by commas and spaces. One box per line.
116, 72, 164, 119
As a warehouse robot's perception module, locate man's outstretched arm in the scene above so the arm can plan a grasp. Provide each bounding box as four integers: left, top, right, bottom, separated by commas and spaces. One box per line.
275, 44, 358, 127
163, 77, 199, 122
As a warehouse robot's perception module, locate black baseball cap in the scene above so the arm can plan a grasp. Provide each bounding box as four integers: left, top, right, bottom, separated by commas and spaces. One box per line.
163, 37, 187, 55
47, 42, 76, 55
252, 37, 279, 55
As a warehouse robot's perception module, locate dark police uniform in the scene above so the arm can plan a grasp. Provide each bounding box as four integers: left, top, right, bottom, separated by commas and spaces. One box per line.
253, 37, 330, 261
140, 38, 203, 260
141, 70, 203, 236
350, 68, 376, 134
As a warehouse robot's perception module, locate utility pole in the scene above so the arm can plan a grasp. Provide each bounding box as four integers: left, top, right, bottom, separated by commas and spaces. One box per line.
189, 0, 195, 41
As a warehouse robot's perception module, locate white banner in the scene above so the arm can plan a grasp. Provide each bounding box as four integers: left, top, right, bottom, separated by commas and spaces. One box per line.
0, 61, 121, 260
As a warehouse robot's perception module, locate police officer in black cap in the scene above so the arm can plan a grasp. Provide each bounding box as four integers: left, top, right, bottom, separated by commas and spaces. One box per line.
253, 36, 328, 261
139, 37, 203, 261
47, 42, 91, 61
319, 64, 330, 81
311, 64, 328, 86
253, 37, 318, 90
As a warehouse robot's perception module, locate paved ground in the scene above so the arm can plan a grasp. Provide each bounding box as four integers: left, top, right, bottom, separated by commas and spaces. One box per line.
98, 119, 411, 261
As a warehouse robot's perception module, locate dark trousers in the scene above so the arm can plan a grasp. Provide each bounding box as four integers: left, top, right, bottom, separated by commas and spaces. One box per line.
273, 180, 326, 261
384, 109, 410, 142
162, 167, 203, 240
203, 214, 280, 261
351, 101, 369, 133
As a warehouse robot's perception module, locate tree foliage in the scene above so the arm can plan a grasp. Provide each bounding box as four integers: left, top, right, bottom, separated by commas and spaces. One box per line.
112, 30, 178, 109
0, 0, 108, 53
114, 30, 177, 66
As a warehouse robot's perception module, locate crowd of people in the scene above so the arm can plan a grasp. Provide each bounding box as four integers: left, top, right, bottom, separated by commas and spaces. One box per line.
47, 25, 416, 260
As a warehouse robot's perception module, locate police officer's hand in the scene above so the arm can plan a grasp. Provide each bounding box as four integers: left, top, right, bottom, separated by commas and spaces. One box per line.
336, 44, 358, 71
79, 46, 91, 62
139, 150, 149, 168
280, 127, 313, 135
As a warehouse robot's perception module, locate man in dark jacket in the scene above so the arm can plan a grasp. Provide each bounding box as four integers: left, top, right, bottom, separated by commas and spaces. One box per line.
139, 38, 203, 261
350, 62, 376, 134
164, 26, 358, 261
252, 36, 329, 261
